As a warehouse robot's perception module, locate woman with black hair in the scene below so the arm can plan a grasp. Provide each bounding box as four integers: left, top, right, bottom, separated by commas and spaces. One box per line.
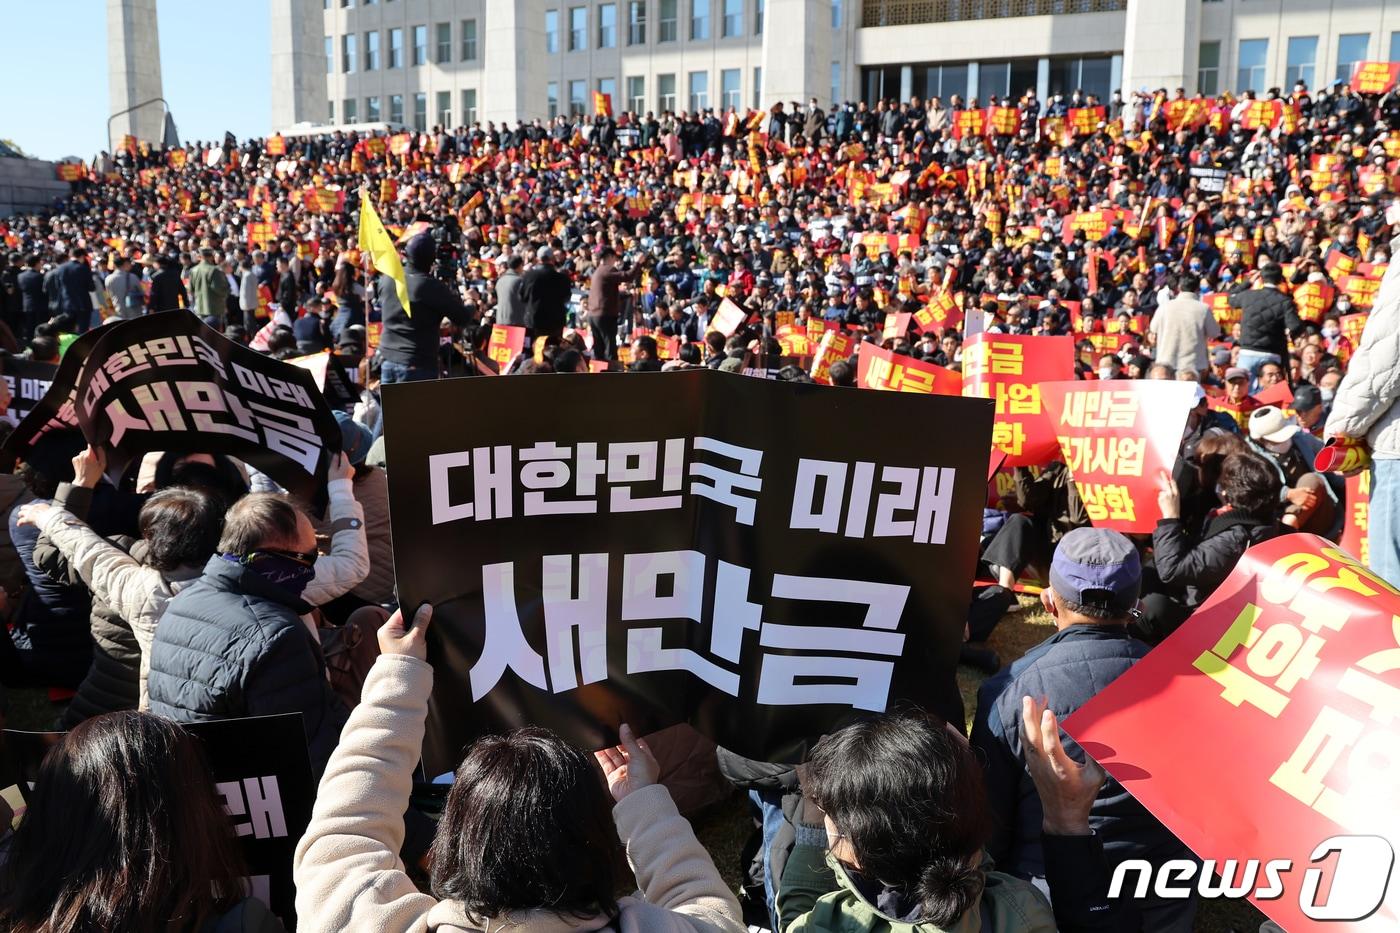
293, 605, 745, 933
1138, 451, 1289, 644
0, 711, 284, 932
776, 712, 1056, 933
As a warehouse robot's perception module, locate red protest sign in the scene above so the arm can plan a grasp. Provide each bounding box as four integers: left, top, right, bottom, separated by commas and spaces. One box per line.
1255, 380, 1296, 410
1337, 274, 1382, 311
1039, 380, 1195, 532
1064, 535, 1400, 932
856, 342, 962, 396
1068, 106, 1105, 135
486, 324, 526, 372
1208, 291, 1241, 331
1293, 280, 1335, 324
1341, 472, 1371, 566
1351, 60, 1400, 94
881, 311, 912, 341
952, 108, 987, 139
962, 333, 1074, 467
914, 288, 963, 334
810, 330, 855, 384
712, 297, 747, 337
1061, 210, 1118, 245
1341, 312, 1370, 347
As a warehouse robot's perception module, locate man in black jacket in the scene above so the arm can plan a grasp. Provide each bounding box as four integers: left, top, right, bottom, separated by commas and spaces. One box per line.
377, 232, 475, 383
1230, 265, 1304, 386
16, 254, 46, 340
54, 248, 95, 332
972, 528, 1198, 932
148, 255, 188, 312
517, 246, 573, 342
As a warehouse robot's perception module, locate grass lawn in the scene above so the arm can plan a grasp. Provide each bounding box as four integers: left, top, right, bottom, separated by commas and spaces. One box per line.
6, 600, 1268, 931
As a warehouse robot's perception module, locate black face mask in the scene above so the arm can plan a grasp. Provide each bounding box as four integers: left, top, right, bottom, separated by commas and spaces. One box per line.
223, 549, 318, 597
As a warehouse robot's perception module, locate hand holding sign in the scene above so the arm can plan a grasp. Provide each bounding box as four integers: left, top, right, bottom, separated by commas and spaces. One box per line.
377, 603, 432, 661
1157, 470, 1180, 520
71, 444, 106, 489
595, 724, 659, 803
1021, 696, 1105, 836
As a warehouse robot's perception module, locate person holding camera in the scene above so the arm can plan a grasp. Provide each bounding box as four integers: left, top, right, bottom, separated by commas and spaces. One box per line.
377, 232, 475, 384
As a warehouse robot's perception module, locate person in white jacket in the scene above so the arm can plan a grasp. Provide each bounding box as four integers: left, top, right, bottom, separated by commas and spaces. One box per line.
293, 605, 746, 933
1325, 229, 1400, 586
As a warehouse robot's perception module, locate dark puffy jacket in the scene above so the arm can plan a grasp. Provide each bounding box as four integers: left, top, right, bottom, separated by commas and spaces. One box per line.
376, 270, 474, 369
1152, 511, 1285, 607
9, 511, 92, 687
971, 626, 1193, 882
146, 556, 350, 775
517, 264, 574, 334
1231, 286, 1303, 358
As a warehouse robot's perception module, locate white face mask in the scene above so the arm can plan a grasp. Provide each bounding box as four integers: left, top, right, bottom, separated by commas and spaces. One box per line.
1264, 439, 1293, 454
1322, 325, 1340, 338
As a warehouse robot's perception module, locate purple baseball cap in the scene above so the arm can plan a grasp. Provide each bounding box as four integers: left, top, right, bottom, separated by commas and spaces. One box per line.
1049, 527, 1142, 614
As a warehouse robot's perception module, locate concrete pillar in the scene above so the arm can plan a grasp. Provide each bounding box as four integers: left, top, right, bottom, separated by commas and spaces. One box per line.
758, 0, 830, 108
483, 0, 546, 124
107, 0, 165, 145
1036, 58, 1049, 103
1120, 0, 1197, 95
270, 0, 330, 130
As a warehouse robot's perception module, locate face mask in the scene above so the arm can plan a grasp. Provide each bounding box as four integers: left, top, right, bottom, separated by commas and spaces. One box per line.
1189, 262, 1202, 272
1322, 325, 1340, 338
224, 549, 318, 598
1321, 387, 1335, 404
1265, 439, 1293, 454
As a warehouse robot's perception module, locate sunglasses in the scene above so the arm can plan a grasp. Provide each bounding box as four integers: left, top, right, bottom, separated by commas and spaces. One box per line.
247, 547, 319, 566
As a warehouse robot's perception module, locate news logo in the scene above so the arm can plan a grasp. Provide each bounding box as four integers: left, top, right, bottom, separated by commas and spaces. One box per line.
1110, 835, 1395, 921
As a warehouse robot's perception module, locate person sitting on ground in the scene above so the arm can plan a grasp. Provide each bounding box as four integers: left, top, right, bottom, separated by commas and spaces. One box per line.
775, 711, 1057, 932
0, 711, 285, 932
971, 527, 1199, 932
1138, 452, 1288, 644
17, 446, 224, 715
1245, 405, 1341, 535
293, 605, 746, 933
982, 462, 1088, 604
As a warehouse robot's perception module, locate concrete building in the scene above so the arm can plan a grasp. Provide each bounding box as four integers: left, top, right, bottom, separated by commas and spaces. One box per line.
108, 0, 166, 144
275, 0, 1400, 131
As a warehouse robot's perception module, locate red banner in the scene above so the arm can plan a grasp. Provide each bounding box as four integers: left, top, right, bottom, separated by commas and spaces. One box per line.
1341, 312, 1370, 347
809, 330, 854, 385
1039, 380, 1196, 532
881, 311, 912, 342
913, 288, 963, 334
1351, 60, 1400, 94
1341, 472, 1371, 566
953, 108, 987, 140
1064, 535, 1400, 932
486, 324, 526, 372
301, 185, 346, 214
856, 343, 962, 396
1062, 210, 1119, 245
1068, 106, 1105, 136
987, 106, 1019, 135
265, 134, 287, 156
963, 333, 1074, 467
1337, 274, 1382, 311
1208, 291, 1241, 331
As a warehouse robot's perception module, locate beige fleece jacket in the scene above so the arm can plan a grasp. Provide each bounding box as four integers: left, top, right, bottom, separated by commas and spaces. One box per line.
292, 654, 745, 933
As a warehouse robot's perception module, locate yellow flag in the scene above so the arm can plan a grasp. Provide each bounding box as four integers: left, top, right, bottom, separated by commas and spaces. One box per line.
358, 195, 411, 318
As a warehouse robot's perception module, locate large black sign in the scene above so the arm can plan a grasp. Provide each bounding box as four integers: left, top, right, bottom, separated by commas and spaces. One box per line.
0, 359, 59, 428
1, 713, 314, 928
383, 370, 993, 772
1189, 165, 1229, 194
2, 312, 340, 500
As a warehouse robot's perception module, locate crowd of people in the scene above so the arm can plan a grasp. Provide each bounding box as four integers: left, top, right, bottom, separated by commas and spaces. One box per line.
0, 72, 1398, 932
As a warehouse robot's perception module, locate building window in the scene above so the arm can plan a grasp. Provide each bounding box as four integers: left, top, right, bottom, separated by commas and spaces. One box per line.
691, 0, 709, 39
627, 75, 645, 112
547, 82, 559, 118
364, 30, 379, 70
913, 62, 967, 101
366, 95, 381, 121
413, 91, 427, 130
753, 66, 761, 108
343, 98, 357, 122
389, 93, 404, 123
388, 27, 403, 67
1392, 31, 1400, 64
1337, 33, 1370, 83
1236, 38, 1267, 93
568, 7, 586, 49
598, 77, 617, 114
545, 10, 560, 52
342, 33, 357, 73
324, 35, 332, 73
329, 100, 335, 122
1198, 40, 1219, 95
412, 25, 427, 65
437, 90, 451, 126
719, 68, 740, 109
1048, 55, 1112, 103
1285, 36, 1317, 89
688, 70, 708, 110
754, 0, 763, 34
832, 0, 841, 28
659, 0, 677, 41
436, 22, 452, 63
722, 0, 741, 36
461, 20, 478, 60
462, 88, 478, 123
831, 61, 841, 104
658, 72, 676, 111
599, 3, 617, 47
628, 1, 646, 44
569, 79, 587, 115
